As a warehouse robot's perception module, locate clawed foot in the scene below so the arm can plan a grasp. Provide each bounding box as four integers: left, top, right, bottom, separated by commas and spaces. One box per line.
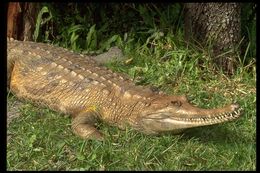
71, 110, 104, 141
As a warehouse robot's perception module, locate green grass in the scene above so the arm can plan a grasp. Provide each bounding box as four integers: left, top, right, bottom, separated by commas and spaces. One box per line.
7, 83, 256, 171
7, 4, 256, 170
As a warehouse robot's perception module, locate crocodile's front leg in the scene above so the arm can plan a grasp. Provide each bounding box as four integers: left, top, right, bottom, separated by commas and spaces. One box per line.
71, 109, 104, 141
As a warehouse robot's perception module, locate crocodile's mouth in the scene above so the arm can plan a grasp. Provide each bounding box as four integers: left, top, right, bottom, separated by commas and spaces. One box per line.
146, 106, 243, 124
140, 103, 243, 133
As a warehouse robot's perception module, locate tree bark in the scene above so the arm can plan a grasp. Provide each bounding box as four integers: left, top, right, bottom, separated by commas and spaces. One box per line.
184, 3, 241, 75
7, 2, 40, 41
7, 2, 22, 40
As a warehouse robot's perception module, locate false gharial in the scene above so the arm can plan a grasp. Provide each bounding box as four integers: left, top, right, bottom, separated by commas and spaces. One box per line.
7, 38, 243, 140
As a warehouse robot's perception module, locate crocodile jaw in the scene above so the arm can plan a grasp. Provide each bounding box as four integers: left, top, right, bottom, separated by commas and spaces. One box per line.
139, 101, 243, 134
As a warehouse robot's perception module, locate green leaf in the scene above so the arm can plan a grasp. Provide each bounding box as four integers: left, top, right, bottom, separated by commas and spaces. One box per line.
33, 6, 52, 41
86, 24, 97, 50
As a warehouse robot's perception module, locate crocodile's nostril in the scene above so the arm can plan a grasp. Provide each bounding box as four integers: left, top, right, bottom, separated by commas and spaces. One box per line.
231, 103, 240, 111
171, 101, 182, 107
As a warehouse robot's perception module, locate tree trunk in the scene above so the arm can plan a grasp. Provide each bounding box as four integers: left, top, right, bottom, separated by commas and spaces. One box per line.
7, 2, 40, 41
7, 2, 22, 40
184, 3, 241, 75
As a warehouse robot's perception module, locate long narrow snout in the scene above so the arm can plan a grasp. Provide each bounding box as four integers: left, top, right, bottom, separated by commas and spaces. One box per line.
140, 102, 243, 134
170, 103, 242, 124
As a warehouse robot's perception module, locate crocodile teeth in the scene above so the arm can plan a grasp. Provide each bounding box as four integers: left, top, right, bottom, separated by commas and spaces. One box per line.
227, 113, 233, 118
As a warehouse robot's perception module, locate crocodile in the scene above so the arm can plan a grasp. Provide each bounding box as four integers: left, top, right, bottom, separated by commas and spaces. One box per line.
7, 38, 243, 140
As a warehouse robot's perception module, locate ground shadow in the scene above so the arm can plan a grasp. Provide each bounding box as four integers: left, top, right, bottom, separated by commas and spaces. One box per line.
178, 125, 252, 145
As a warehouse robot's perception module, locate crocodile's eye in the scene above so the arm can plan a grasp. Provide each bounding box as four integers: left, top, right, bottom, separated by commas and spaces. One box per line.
171, 100, 182, 107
